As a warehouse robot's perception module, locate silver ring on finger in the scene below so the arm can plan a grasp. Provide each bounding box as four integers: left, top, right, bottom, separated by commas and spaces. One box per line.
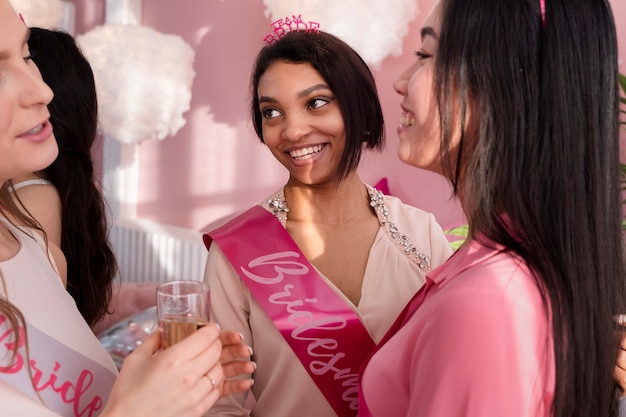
207, 374, 217, 390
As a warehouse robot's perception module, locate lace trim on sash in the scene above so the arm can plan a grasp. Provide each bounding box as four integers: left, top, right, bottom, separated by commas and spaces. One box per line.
266, 185, 431, 271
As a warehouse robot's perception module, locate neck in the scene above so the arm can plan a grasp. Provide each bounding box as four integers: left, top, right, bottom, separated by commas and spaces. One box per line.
283, 174, 373, 225
12, 171, 47, 185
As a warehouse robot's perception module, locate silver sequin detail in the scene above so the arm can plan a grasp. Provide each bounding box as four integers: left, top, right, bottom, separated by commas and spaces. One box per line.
367, 186, 431, 271
267, 191, 289, 227
266, 186, 430, 271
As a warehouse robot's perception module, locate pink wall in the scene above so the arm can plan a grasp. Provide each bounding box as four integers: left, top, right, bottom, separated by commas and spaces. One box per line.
75, 0, 626, 232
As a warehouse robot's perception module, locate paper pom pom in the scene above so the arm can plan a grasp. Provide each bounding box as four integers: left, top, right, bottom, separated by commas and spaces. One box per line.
8, 0, 64, 29
77, 25, 196, 144
263, 0, 419, 67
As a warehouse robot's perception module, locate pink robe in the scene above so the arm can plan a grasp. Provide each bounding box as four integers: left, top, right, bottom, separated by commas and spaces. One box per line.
360, 237, 555, 416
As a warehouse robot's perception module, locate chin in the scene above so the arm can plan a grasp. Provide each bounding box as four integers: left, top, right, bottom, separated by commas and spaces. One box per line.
396, 145, 413, 166
397, 150, 427, 170
32, 149, 59, 173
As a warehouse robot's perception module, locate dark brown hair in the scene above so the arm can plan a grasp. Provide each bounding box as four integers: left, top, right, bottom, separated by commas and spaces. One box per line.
250, 30, 385, 181
26, 28, 117, 327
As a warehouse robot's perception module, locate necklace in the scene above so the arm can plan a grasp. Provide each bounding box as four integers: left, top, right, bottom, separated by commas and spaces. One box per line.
266, 186, 430, 271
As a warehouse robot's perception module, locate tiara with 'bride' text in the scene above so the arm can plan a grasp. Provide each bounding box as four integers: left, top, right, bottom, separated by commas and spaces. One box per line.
264, 15, 321, 45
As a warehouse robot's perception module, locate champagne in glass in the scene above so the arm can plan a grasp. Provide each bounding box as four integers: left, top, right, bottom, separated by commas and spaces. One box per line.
156, 280, 210, 349
159, 315, 209, 349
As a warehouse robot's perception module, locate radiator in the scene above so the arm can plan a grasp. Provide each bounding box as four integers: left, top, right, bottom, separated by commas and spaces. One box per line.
109, 219, 208, 283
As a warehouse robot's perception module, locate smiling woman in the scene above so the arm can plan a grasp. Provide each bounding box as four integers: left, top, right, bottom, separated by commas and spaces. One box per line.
202, 29, 453, 417
0, 2, 254, 415
0, 6, 56, 187
358, 0, 625, 416
257, 61, 346, 186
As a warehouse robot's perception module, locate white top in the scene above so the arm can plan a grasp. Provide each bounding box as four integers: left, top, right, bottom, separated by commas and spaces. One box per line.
0, 220, 118, 416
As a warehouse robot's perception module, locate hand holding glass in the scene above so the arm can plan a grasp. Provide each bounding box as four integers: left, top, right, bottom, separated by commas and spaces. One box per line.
156, 280, 210, 349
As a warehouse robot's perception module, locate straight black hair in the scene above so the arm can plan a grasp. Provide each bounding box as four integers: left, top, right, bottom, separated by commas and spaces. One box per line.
435, 0, 624, 415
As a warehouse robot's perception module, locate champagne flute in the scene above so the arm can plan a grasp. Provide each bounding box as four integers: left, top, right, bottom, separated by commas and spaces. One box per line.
156, 280, 210, 349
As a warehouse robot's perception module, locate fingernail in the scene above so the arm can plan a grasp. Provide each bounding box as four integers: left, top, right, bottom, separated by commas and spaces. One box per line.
247, 345, 254, 355
238, 332, 245, 341
251, 361, 257, 369
215, 322, 221, 331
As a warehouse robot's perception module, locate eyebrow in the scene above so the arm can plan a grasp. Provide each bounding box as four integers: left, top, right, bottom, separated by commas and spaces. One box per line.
297, 84, 330, 99
259, 83, 331, 104
0, 27, 30, 61
421, 26, 438, 41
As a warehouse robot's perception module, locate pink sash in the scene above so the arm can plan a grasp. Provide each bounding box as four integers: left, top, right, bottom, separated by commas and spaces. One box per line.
0, 314, 117, 417
205, 205, 375, 417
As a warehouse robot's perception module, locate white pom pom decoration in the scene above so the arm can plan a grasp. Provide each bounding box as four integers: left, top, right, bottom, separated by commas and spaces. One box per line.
8, 0, 64, 29
77, 25, 196, 144
262, 0, 419, 67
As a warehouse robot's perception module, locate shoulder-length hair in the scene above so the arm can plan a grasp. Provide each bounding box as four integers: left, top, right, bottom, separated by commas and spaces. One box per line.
250, 30, 385, 181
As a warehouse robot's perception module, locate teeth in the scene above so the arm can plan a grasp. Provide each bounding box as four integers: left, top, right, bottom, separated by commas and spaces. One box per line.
28, 125, 43, 134
289, 144, 324, 160
400, 113, 415, 128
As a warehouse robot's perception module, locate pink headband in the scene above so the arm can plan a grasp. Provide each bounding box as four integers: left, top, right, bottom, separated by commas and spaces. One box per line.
540, 0, 546, 27
263, 15, 321, 45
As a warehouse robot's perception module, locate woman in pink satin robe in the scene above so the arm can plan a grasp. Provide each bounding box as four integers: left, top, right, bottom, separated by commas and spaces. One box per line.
358, 0, 626, 416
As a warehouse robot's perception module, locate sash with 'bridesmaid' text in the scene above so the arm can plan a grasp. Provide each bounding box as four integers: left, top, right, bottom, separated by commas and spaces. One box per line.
204, 205, 375, 417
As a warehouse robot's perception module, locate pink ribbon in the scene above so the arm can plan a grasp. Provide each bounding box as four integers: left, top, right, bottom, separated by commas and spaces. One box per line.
206, 205, 375, 417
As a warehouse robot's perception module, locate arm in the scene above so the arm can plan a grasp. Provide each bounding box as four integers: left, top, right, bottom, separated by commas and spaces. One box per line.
202, 244, 254, 416
101, 324, 222, 417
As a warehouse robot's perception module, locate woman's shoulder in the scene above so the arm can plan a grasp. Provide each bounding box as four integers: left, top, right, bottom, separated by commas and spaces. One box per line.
0, 219, 66, 285
382, 193, 437, 222
0, 217, 37, 246
369, 188, 452, 269
437, 240, 539, 305
377, 192, 448, 248
9, 176, 62, 246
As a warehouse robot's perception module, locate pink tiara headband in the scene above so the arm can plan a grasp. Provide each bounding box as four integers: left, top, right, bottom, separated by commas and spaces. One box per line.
264, 15, 321, 45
